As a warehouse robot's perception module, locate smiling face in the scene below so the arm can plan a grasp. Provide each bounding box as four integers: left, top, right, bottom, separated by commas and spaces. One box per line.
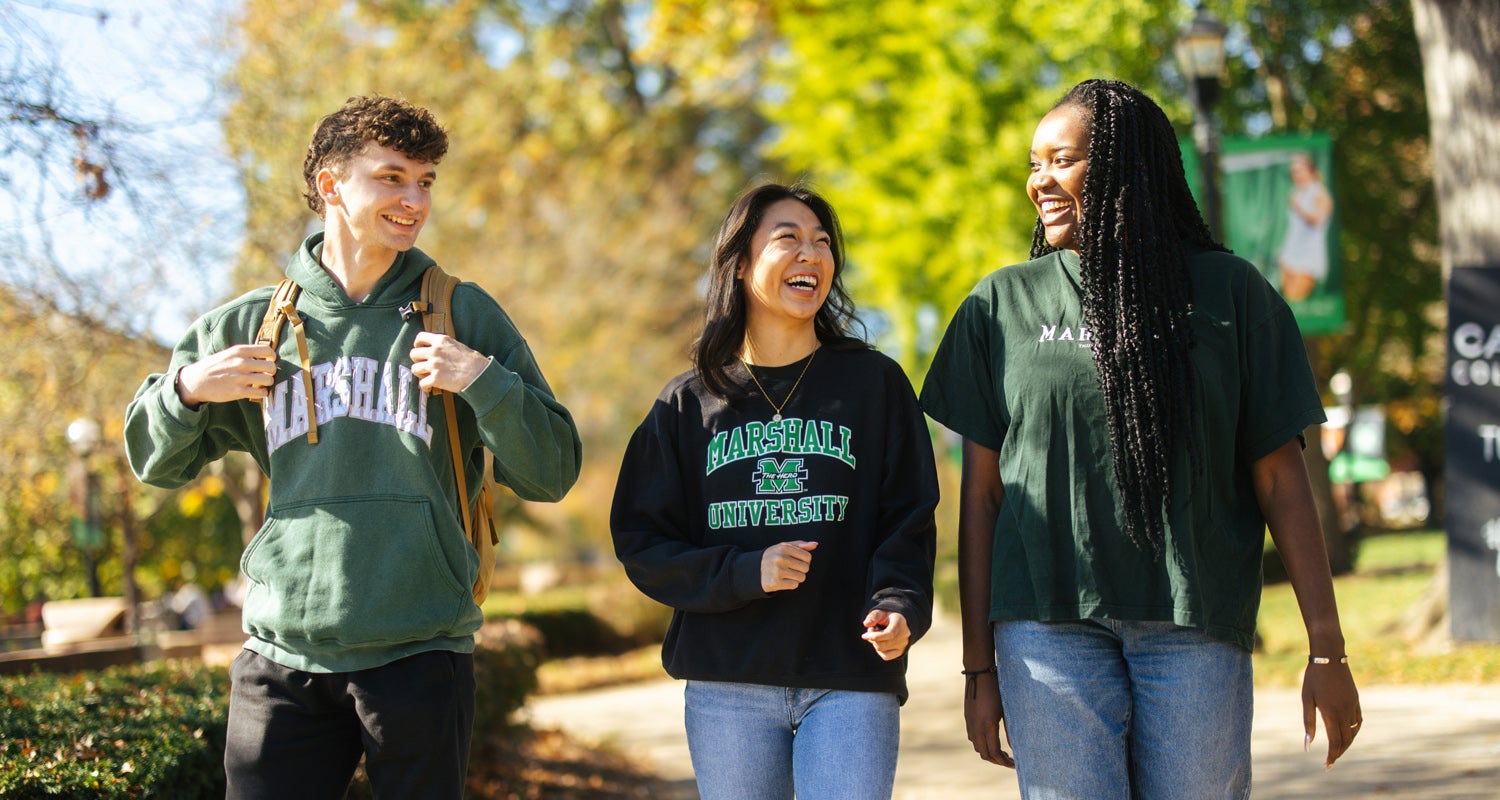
1028, 105, 1092, 253
738, 198, 835, 336
319, 142, 435, 255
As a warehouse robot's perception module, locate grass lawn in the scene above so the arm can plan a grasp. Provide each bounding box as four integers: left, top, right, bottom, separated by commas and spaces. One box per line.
1253, 530, 1500, 686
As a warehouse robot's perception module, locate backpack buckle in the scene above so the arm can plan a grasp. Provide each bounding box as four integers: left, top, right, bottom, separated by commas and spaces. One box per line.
398, 301, 429, 322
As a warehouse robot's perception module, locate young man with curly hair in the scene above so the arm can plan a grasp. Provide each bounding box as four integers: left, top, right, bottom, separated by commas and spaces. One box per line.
126, 96, 582, 798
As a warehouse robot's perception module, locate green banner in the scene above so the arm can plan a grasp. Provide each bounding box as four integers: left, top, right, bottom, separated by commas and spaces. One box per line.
1182, 133, 1345, 335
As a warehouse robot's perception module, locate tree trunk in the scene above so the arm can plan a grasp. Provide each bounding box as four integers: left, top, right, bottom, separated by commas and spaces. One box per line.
1413, 0, 1500, 275
1411, 0, 1500, 640
1396, 558, 1451, 652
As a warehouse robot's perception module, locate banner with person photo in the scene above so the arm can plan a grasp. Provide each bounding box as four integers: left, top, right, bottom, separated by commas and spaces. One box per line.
1181, 132, 1345, 335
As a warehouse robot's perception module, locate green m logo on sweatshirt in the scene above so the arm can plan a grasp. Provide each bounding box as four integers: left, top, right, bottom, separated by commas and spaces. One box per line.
753, 458, 808, 495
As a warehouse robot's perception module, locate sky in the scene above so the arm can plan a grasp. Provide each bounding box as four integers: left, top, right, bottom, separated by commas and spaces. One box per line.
1, 0, 242, 343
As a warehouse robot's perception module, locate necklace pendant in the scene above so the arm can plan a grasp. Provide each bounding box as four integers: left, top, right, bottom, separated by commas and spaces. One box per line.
742, 348, 816, 428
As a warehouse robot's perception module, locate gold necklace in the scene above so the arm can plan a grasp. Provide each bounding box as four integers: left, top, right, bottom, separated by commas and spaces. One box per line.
742, 348, 817, 422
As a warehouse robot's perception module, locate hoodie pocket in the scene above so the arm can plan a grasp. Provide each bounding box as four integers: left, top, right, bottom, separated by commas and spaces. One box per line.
240, 494, 473, 648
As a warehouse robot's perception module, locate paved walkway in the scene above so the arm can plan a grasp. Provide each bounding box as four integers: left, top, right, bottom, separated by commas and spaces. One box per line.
526, 609, 1500, 799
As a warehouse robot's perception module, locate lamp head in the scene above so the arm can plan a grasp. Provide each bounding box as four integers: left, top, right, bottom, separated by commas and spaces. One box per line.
66, 418, 101, 457
1175, 4, 1228, 108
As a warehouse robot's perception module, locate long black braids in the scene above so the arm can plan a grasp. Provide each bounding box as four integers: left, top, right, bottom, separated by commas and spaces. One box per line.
1030, 79, 1225, 557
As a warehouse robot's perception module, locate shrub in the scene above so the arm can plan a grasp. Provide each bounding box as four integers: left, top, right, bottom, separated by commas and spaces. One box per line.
471, 619, 545, 743
512, 608, 631, 658
0, 625, 545, 798
0, 660, 229, 799
482, 578, 673, 659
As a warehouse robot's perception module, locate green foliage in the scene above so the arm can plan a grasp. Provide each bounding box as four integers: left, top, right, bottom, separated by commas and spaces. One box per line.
0, 661, 228, 799
0, 631, 546, 797
764, 0, 1179, 371
0, 284, 195, 617
0, 279, 248, 619
1217, 0, 1443, 483
513, 608, 627, 658
135, 484, 245, 599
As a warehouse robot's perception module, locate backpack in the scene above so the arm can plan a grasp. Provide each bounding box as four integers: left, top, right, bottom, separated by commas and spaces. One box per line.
254, 265, 501, 604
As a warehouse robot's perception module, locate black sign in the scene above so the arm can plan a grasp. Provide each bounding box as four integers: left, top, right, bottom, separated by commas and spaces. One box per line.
1447, 266, 1500, 641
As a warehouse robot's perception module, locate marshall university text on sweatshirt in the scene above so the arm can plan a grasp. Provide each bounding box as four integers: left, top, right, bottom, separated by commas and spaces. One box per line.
126, 233, 581, 673
611, 347, 937, 702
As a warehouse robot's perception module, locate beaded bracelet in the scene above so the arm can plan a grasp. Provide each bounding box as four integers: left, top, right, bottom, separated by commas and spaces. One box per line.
962, 665, 997, 699
1308, 655, 1349, 665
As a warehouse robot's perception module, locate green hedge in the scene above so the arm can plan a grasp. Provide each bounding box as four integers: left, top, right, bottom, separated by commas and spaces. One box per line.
0, 660, 228, 799
482, 580, 673, 658
471, 619, 544, 741
510, 608, 631, 658
1, 625, 544, 797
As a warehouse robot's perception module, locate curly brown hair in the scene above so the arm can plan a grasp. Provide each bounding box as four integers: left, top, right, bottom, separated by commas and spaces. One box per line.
301, 95, 449, 217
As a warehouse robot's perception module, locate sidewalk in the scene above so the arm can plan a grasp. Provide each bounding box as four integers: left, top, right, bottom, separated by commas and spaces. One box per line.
525, 609, 1500, 799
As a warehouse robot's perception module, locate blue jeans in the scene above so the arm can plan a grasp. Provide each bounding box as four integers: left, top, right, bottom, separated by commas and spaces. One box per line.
994, 620, 1252, 800
683, 680, 901, 800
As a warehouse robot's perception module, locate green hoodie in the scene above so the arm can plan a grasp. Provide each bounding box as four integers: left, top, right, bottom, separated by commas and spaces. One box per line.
125, 233, 581, 672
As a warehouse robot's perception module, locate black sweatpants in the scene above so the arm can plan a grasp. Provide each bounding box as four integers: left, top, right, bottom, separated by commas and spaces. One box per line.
224, 648, 476, 800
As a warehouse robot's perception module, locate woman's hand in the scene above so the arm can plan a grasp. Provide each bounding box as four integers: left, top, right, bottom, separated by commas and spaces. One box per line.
760, 541, 817, 592
861, 609, 911, 660
965, 669, 1015, 768
1303, 660, 1362, 769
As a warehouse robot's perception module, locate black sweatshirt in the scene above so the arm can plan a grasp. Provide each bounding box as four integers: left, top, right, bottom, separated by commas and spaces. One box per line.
611, 347, 938, 703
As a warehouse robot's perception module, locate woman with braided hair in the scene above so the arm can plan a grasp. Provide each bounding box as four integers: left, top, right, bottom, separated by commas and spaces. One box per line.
921, 79, 1361, 797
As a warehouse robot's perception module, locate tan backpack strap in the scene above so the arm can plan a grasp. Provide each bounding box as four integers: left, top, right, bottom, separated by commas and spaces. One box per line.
442, 392, 472, 538
254, 279, 300, 352
419, 265, 461, 356
421, 265, 471, 536
254, 278, 319, 444
279, 298, 319, 445
478, 454, 498, 546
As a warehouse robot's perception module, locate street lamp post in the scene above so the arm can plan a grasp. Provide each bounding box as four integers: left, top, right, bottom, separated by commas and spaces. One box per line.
65, 418, 104, 598
1175, 3, 1229, 239
64, 417, 142, 634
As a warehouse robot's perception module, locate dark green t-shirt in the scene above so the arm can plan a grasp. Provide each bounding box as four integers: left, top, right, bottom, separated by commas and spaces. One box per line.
920, 248, 1324, 650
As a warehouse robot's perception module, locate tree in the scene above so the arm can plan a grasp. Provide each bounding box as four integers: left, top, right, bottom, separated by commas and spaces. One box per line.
0, 283, 175, 613
1207, 0, 1443, 570
0, 0, 240, 339
0, 0, 245, 614
763, 0, 1181, 370
1405, 0, 1500, 641
1412, 0, 1500, 275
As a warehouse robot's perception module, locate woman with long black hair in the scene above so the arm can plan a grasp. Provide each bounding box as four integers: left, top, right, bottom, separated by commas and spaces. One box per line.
921, 79, 1361, 798
612, 183, 938, 799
